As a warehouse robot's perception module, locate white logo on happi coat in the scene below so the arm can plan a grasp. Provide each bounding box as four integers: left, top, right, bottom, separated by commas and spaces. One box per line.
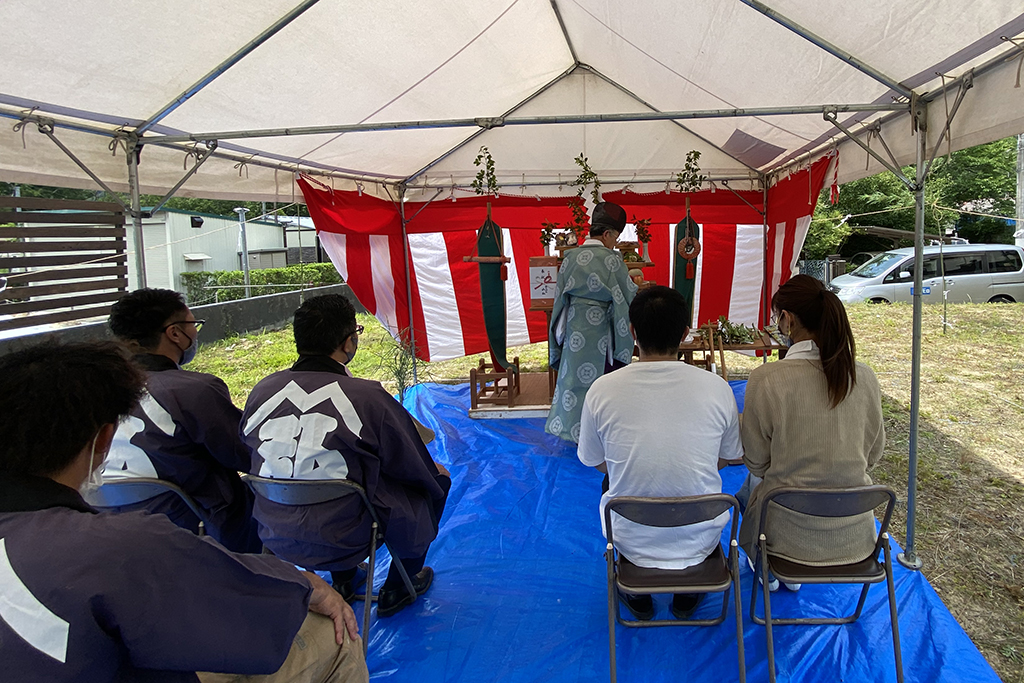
0, 538, 69, 663
244, 381, 361, 479
103, 393, 174, 480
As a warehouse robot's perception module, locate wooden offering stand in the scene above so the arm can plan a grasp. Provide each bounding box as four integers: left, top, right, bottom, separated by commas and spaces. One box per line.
470, 356, 522, 409
678, 327, 783, 380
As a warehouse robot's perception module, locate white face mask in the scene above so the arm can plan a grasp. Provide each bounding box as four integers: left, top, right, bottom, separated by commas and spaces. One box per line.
79, 433, 105, 497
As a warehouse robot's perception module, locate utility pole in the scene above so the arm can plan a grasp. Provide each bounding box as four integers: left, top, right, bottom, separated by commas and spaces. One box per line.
234, 207, 251, 298
1016, 133, 1024, 248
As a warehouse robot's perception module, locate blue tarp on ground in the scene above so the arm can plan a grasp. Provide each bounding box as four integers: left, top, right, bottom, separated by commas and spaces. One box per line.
355, 382, 998, 683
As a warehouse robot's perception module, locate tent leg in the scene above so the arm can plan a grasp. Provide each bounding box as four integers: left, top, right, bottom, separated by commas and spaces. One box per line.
762, 181, 769, 363
399, 186, 418, 384
127, 138, 147, 290
899, 105, 927, 571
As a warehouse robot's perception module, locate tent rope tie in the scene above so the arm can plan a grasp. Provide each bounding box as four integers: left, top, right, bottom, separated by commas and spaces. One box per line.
864, 122, 881, 171
12, 108, 40, 148
233, 154, 256, 178
1000, 36, 1024, 88
107, 132, 129, 157
181, 144, 202, 170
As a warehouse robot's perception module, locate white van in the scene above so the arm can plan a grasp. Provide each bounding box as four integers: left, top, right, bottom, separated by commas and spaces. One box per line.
828, 244, 1024, 304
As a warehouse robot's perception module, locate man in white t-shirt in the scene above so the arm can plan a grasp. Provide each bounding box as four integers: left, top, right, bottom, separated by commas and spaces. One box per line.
578, 286, 743, 620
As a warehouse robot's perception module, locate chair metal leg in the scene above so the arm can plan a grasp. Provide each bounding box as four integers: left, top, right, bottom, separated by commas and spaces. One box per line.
759, 537, 777, 683
606, 544, 618, 683
731, 541, 746, 683
384, 540, 419, 602
850, 582, 872, 621
362, 523, 376, 658
883, 536, 904, 683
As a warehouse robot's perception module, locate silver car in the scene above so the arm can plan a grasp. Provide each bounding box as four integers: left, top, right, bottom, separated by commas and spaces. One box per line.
828, 244, 1024, 304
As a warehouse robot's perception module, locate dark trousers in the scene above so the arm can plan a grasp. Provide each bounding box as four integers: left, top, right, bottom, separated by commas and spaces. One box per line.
332, 474, 451, 591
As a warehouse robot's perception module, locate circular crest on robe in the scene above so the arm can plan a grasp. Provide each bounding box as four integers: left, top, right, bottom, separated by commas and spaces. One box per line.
549, 416, 563, 434
575, 249, 594, 266
563, 275, 576, 291
586, 306, 606, 326
597, 334, 610, 354
567, 305, 576, 322
568, 331, 586, 352
604, 254, 622, 272
561, 390, 578, 411
587, 272, 603, 292
617, 318, 630, 337
611, 285, 624, 305
570, 422, 582, 441
577, 362, 598, 385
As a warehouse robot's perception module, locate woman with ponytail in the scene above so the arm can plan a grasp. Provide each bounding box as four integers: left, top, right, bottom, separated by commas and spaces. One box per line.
738, 275, 885, 581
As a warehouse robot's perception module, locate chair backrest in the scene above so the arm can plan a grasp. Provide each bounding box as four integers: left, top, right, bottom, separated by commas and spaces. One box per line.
604, 494, 739, 549
84, 478, 207, 524
241, 473, 371, 509
759, 485, 897, 551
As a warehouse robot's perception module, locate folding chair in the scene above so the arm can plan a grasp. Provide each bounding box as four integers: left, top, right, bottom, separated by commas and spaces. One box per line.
83, 477, 208, 536
748, 485, 903, 683
604, 494, 745, 683
241, 474, 418, 657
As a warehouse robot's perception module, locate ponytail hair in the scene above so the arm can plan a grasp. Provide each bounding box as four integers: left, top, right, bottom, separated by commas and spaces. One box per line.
772, 274, 856, 408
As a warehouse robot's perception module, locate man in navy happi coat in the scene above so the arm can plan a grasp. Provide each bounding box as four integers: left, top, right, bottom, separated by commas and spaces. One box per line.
104, 288, 261, 552
242, 294, 451, 617
0, 341, 366, 682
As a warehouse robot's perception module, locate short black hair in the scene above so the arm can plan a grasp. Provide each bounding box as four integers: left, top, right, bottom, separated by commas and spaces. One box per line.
0, 341, 146, 477
629, 286, 689, 355
293, 294, 358, 355
109, 288, 188, 349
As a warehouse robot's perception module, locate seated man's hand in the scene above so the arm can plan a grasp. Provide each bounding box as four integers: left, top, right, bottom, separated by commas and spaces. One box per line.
435, 461, 450, 478
301, 571, 360, 645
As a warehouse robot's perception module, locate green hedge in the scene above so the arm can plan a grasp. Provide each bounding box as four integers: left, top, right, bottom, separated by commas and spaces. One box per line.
181, 262, 343, 304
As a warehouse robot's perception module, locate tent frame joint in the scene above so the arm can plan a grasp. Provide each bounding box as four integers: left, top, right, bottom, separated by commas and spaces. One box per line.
823, 110, 914, 190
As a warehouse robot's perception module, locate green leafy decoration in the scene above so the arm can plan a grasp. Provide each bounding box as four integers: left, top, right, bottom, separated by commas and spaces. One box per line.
471, 146, 500, 196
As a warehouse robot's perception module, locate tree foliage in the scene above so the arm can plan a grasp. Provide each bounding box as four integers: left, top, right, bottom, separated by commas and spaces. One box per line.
809, 136, 1018, 257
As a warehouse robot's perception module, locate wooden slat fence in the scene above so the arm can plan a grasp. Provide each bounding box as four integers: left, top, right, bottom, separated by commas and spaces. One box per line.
0, 197, 128, 332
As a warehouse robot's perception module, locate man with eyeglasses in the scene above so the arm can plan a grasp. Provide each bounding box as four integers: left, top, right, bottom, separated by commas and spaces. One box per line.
104, 288, 261, 553
241, 294, 450, 617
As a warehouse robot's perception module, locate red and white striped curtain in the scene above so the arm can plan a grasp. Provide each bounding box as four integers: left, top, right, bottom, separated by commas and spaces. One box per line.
300, 156, 830, 362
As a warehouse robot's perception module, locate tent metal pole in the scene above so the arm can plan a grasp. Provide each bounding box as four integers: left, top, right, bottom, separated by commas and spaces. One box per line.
148, 142, 219, 215
403, 64, 578, 185
126, 138, 147, 289
824, 112, 914, 189
720, 179, 765, 216
135, 0, 322, 134
736, 0, 912, 100
548, 0, 579, 64
141, 103, 907, 145
31, 122, 131, 214
762, 180, 770, 356
898, 105, 927, 572
399, 186, 418, 384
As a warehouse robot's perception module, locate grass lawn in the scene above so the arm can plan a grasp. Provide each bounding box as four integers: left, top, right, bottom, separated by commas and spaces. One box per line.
193, 302, 1024, 682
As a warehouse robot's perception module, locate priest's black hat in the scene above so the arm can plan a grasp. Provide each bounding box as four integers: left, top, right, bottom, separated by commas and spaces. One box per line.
590, 202, 627, 236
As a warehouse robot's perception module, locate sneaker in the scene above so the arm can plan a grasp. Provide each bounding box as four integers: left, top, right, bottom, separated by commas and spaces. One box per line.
618, 591, 655, 621
670, 593, 705, 620
746, 555, 779, 592
376, 567, 434, 618
783, 583, 802, 592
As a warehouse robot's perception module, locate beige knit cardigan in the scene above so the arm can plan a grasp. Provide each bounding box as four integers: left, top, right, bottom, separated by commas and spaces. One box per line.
739, 358, 885, 566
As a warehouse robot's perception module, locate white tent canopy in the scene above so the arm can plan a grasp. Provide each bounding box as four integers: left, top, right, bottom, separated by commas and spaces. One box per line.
1, 0, 1022, 201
